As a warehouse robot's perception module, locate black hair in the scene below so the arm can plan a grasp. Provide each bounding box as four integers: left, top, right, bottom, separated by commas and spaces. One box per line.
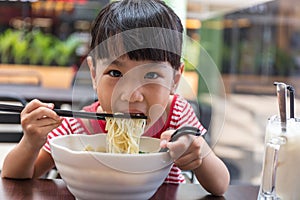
90, 0, 183, 70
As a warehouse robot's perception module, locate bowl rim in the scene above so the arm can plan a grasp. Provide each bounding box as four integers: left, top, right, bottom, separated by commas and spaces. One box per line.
49, 133, 169, 157
50, 133, 174, 174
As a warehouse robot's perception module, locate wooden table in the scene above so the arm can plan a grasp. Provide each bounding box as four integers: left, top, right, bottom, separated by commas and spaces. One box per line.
0, 178, 259, 200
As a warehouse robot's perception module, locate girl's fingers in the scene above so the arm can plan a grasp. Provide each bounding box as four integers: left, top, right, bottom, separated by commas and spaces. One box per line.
167, 134, 194, 157
160, 130, 206, 168
21, 99, 60, 125
22, 99, 53, 114
167, 135, 202, 163
160, 130, 174, 148
22, 120, 63, 148
29, 106, 61, 121
22, 105, 61, 126
31, 116, 63, 127
174, 142, 201, 167
175, 148, 198, 164
168, 134, 191, 147
21, 100, 63, 141
160, 130, 173, 140
175, 157, 202, 171
174, 137, 208, 170
38, 122, 63, 137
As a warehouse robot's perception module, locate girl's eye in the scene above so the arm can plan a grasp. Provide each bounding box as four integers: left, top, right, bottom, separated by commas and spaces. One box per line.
108, 70, 122, 77
144, 72, 159, 79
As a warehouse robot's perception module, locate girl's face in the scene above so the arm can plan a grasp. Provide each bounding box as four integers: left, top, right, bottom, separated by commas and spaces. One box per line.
87, 56, 182, 126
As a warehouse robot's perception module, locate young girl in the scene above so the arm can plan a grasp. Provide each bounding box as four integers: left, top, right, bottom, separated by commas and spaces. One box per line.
2, 0, 230, 196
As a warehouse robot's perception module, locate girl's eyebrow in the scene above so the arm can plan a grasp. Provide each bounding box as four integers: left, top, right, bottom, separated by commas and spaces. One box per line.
111, 59, 124, 67
142, 63, 168, 68
109, 59, 169, 68
99, 59, 124, 67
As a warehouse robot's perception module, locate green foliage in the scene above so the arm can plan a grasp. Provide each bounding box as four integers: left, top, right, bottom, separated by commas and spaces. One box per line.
54, 35, 80, 66
274, 48, 297, 76
0, 29, 20, 63
27, 30, 54, 65
0, 29, 81, 66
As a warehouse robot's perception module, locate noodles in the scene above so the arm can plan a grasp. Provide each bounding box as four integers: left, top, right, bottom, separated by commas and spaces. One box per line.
105, 117, 146, 154
84, 145, 106, 153
84, 145, 95, 151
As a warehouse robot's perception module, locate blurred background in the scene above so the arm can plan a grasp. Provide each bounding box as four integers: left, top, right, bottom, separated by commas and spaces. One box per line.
1, 0, 300, 185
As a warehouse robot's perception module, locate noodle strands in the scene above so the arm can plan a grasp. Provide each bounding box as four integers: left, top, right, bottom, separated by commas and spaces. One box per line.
105, 117, 146, 154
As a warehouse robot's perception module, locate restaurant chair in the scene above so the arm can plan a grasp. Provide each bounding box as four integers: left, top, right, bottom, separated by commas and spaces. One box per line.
0, 94, 27, 174
188, 100, 211, 145
0, 94, 27, 142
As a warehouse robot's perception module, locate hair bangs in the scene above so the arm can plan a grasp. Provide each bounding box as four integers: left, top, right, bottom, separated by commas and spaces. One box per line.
90, 0, 183, 69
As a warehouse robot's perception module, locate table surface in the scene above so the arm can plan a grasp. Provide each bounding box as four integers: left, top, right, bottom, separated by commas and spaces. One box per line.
0, 178, 259, 200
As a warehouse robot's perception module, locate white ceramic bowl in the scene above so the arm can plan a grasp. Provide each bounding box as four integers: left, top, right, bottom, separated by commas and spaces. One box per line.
49, 134, 173, 200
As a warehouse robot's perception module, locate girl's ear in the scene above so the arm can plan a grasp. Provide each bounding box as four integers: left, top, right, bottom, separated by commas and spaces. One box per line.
87, 56, 97, 90
171, 63, 184, 94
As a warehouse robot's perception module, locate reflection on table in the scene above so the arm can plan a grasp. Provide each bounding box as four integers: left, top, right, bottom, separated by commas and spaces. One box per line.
0, 178, 259, 200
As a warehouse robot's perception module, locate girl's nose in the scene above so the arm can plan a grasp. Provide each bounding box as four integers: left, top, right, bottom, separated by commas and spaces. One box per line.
120, 88, 144, 102
115, 69, 144, 103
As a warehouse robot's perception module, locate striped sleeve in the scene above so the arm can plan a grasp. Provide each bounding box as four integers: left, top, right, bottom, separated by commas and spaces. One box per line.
43, 117, 86, 153
170, 96, 207, 135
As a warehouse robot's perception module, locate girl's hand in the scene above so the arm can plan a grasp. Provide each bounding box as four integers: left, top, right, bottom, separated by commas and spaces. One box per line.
21, 99, 63, 150
160, 129, 205, 170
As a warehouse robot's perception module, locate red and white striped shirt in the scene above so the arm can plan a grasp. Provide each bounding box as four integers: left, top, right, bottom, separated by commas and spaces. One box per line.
44, 94, 206, 184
